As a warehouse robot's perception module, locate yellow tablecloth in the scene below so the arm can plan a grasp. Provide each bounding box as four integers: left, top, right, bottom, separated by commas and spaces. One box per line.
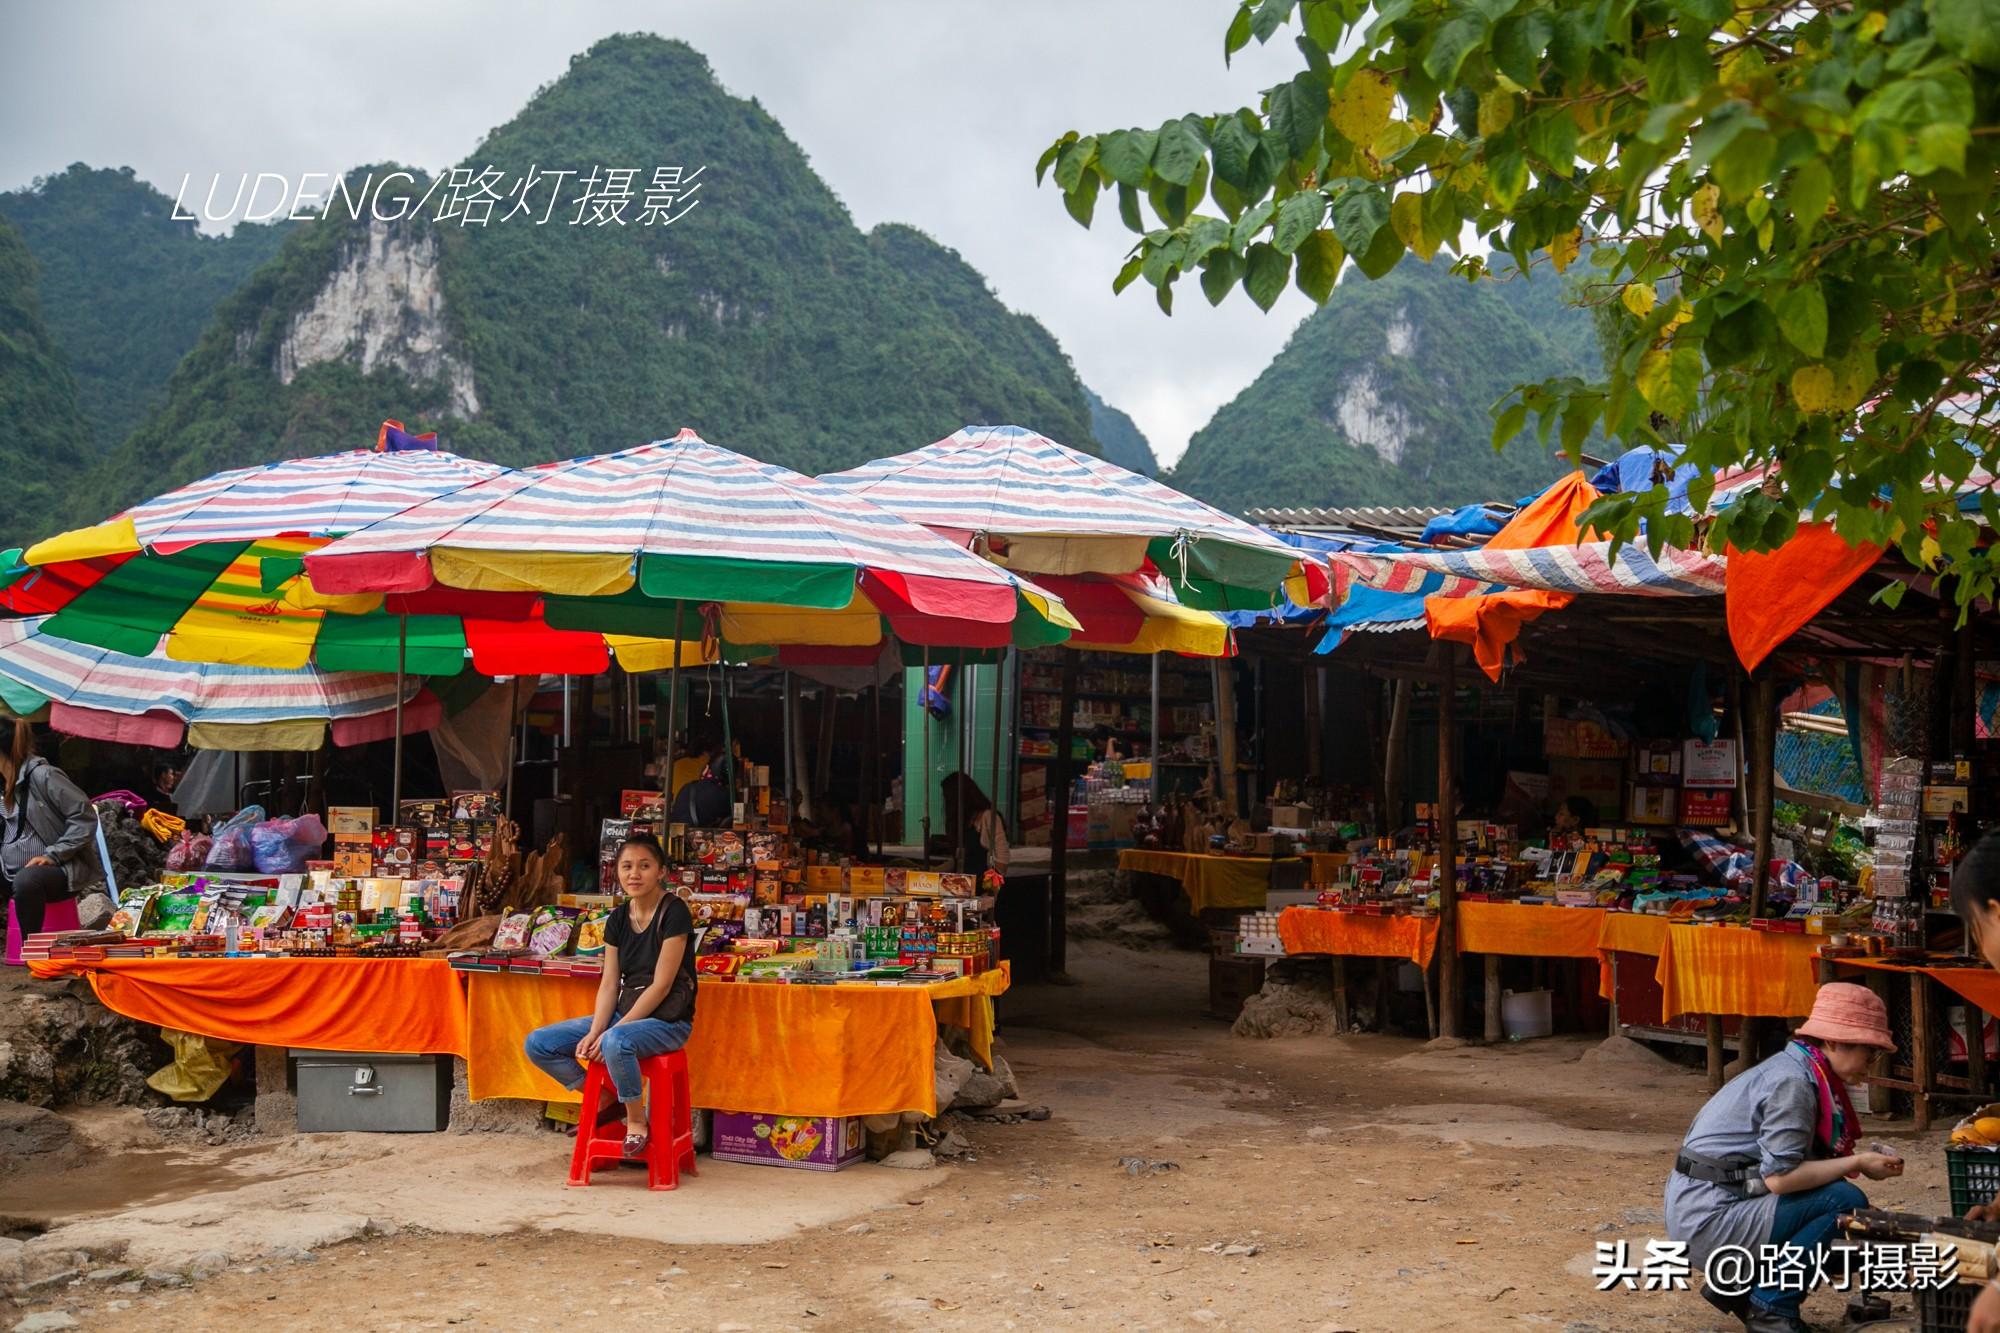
1117, 850, 1297, 912
1655, 925, 1821, 1020
465, 965, 1010, 1118
1457, 902, 1608, 959
1597, 912, 1672, 958
1277, 907, 1439, 968
1308, 852, 1349, 883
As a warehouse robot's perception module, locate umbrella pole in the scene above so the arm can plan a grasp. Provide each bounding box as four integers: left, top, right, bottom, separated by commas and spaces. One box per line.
953, 662, 967, 873
990, 651, 1007, 841
921, 648, 932, 869
782, 670, 794, 823
870, 680, 882, 859
662, 599, 685, 829
392, 612, 407, 815
502, 677, 520, 826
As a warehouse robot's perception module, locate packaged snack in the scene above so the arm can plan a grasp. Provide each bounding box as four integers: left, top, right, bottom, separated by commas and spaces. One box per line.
527, 906, 579, 957
491, 911, 534, 951
574, 910, 611, 956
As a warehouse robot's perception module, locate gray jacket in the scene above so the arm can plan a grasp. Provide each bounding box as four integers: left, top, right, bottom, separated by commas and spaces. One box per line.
6, 757, 105, 900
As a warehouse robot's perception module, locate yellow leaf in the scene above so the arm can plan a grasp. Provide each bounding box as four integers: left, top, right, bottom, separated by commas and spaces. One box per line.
1830, 344, 1877, 409
1621, 283, 1656, 317
1691, 184, 1723, 243
1920, 536, 1943, 569
1331, 70, 1396, 149
1858, 10, 1886, 39
1921, 288, 1958, 334
1391, 192, 1438, 261
1547, 228, 1580, 273
1757, 216, 1774, 251
1664, 303, 1694, 331
1791, 364, 1836, 414
1477, 89, 1516, 138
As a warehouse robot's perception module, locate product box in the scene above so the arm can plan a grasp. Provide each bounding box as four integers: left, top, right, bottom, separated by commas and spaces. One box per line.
848, 865, 886, 893
450, 790, 502, 820
620, 789, 665, 817
805, 864, 845, 891
327, 806, 376, 838
710, 1111, 864, 1171
331, 844, 374, 877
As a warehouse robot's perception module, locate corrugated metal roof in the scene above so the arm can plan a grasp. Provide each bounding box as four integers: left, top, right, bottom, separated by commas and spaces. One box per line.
1247, 504, 1454, 536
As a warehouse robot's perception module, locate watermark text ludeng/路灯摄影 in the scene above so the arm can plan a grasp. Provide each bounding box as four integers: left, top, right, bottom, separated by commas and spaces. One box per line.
170, 166, 705, 227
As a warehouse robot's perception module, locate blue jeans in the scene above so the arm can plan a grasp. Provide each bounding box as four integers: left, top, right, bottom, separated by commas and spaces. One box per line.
1750, 1178, 1868, 1317
523, 1015, 692, 1104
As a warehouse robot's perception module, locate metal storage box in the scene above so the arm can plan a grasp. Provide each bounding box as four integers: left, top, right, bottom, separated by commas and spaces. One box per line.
290, 1049, 452, 1133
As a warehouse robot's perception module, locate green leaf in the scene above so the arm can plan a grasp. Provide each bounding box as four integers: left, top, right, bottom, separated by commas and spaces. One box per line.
1712, 126, 1777, 202
1184, 216, 1233, 267
1774, 283, 1828, 358
1301, 0, 1346, 50
1118, 182, 1143, 232
1231, 198, 1278, 250
1644, 34, 1710, 105
1112, 252, 1145, 295
1354, 220, 1406, 278
1201, 250, 1245, 305
1244, 242, 1292, 310
1034, 135, 1072, 186
1294, 228, 1345, 301
1786, 159, 1831, 240
1053, 136, 1098, 193
1210, 115, 1260, 188
1250, 0, 1297, 43
1491, 399, 1529, 449
1269, 74, 1327, 158
1063, 171, 1100, 226
1634, 345, 1703, 419
1422, 14, 1489, 85
1931, 0, 2000, 70
1153, 116, 1208, 187
1272, 191, 1328, 252
1490, 12, 1554, 86
1099, 129, 1159, 187
1225, 4, 1254, 62
1329, 184, 1391, 258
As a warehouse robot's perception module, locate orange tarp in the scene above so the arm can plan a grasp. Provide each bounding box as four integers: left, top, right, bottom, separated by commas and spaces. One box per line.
1727, 522, 1886, 671
1426, 471, 1600, 680
464, 966, 1010, 1117
1456, 902, 1607, 958
1655, 924, 1822, 1020
1837, 956, 2000, 1022
1596, 911, 1673, 999
28, 957, 470, 1055
1117, 849, 1296, 912
1277, 907, 1439, 967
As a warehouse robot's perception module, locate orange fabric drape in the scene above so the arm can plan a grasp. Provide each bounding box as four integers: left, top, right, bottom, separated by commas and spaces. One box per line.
1595, 911, 1672, 998
1426, 471, 1600, 680
29, 957, 471, 1055
1654, 924, 1822, 1020
1838, 956, 2000, 1022
1726, 522, 1887, 671
1455, 902, 1607, 958
1117, 849, 1296, 912
464, 967, 1010, 1117
1277, 907, 1440, 967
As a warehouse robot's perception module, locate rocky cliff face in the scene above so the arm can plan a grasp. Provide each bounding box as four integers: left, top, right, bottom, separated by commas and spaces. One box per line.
272, 225, 479, 417
0, 974, 159, 1107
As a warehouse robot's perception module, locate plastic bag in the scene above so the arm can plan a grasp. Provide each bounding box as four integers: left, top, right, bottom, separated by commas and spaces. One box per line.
164, 829, 211, 872
203, 804, 265, 871
146, 1028, 241, 1103
249, 813, 328, 874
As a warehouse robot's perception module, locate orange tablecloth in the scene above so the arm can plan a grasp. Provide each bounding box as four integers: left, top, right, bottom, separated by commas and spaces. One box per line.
1457, 902, 1607, 959
464, 965, 1011, 1117
1655, 925, 1822, 1020
1598, 912, 1672, 958
1837, 956, 2000, 1020
1118, 850, 1298, 912
1277, 907, 1439, 968
28, 957, 471, 1055
1308, 852, 1349, 883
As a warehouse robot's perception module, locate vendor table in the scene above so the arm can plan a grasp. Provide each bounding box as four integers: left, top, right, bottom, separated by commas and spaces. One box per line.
465, 966, 1008, 1118
1117, 850, 1303, 913
1828, 956, 2000, 1131
32, 956, 1008, 1121
1276, 907, 1439, 967
1654, 924, 1822, 1022
1457, 902, 1607, 959
29, 957, 470, 1055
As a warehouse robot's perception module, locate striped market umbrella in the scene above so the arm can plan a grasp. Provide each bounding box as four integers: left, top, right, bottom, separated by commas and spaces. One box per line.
304, 429, 1078, 652
818, 424, 1329, 612
0, 615, 434, 751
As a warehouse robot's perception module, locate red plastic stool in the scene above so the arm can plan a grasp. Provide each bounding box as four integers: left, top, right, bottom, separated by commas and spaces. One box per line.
566, 1049, 698, 1191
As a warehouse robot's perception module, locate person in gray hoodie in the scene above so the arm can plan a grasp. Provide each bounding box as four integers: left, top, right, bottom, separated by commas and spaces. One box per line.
0, 720, 106, 935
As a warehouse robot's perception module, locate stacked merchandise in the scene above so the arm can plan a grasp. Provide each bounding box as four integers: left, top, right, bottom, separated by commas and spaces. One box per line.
1872, 758, 1923, 949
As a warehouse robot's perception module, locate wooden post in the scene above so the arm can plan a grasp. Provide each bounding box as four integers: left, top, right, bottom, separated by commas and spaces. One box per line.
1912, 972, 1934, 1131
1706, 1016, 1725, 1091
1331, 955, 1351, 1033
1748, 674, 1777, 920
1437, 648, 1461, 1040
1381, 679, 1412, 837
1214, 657, 1240, 817
1048, 649, 1078, 976
1484, 953, 1503, 1044
1968, 1002, 1989, 1099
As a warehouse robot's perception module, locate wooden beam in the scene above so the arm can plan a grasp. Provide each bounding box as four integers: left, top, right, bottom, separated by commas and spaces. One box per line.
1749, 675, 1777, 919
1214, 657, 1240, 817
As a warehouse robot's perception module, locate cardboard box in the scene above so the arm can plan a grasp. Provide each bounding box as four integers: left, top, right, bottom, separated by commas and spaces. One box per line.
710, 1112, 864, 1171
327, 806, 376, 838
1268, 804, 1310, 830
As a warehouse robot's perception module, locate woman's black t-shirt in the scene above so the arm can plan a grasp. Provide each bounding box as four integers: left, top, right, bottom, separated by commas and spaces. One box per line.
604, 894, 697, 1022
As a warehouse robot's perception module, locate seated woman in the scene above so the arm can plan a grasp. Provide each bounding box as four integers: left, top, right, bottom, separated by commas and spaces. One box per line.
523, 832, 698, 1157
1664, 982, 1901, 1333
1948, 832, 2000, 1333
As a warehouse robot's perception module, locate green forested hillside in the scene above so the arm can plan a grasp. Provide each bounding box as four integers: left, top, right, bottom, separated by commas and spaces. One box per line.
1084, 387, 1158, 476
0, 166, 290, 452
89, 35, 1099, 511
1170, 257, 1596, 514
0, 217, 87, 536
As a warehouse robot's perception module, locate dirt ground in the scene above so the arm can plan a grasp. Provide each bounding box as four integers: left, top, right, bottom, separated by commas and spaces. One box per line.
0, 941, 1967, 1331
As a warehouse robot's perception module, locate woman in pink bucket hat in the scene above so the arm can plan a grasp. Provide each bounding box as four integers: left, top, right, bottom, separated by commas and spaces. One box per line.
1664, 981, 1902, 1333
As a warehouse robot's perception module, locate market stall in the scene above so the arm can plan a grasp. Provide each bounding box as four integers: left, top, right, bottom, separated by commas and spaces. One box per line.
1115, 848, 1305, 913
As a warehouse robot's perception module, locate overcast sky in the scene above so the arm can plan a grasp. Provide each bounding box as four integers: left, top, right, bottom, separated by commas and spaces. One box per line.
0, 0, 1319, 466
